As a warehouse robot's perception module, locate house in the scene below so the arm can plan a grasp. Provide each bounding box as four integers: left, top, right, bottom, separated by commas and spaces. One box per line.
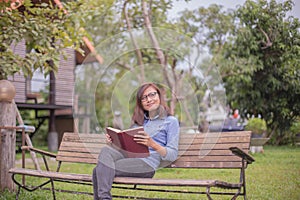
8, 40, 75, 147
5, 0, 101, 151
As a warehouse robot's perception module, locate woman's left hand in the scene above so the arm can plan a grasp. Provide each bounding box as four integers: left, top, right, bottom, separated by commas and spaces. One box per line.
133, 131, 153, 147
134, 130, 167, 157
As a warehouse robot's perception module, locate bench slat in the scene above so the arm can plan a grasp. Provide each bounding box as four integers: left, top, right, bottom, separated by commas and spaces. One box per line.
113, 177, 217, 187
174, 155, 242, 162
61, 132, 251, 143
57, 151, 243, 162
59, 142, 106, 148
179, 143, 249, 150
179, 136, 251, 144
170, 161, 243, 168
179, 132, 251, 139
62, 131, 251, 138
9, 168, 92, 182
56, 156, 97, 164
62, 138, 106, 143
178, 148, 248, 156
57, 151, 99, 159
63, 132, 106, 138
62, 137, 106, 143
57, 147, 249, 157
58, 142, 249, 151
58, 146, 103, 153
9, 168, 241, 189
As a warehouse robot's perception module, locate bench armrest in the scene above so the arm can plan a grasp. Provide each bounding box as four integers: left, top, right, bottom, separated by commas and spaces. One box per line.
229, 147, 255, 164
21, 146, 57, 158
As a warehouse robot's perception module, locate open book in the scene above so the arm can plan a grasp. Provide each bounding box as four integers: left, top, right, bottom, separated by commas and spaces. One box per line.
106, 126, 150, 158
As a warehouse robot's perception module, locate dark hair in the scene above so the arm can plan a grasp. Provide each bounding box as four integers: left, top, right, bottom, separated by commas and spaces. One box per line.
131, 82, 171, 126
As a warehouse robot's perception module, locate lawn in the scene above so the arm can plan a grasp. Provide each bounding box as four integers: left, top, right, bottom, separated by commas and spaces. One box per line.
0, 145, 299, 200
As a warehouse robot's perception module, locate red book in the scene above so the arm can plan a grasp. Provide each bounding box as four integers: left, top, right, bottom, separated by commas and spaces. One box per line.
106, 127, 150, 158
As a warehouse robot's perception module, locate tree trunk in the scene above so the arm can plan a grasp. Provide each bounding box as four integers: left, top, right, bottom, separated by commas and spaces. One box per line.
48, 70, 58, 152
0, 102, 16, 192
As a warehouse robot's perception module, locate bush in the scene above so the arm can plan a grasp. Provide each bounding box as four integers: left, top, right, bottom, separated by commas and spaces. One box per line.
245, 118, 267, 135
290, 119, 300, 145
290, 120, 300, 135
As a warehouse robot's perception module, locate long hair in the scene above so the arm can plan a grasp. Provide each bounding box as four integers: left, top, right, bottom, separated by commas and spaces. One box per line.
131, 83, 171, 126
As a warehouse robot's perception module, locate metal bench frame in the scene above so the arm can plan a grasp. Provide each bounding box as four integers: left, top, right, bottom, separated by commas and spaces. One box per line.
9, 131, 255, 200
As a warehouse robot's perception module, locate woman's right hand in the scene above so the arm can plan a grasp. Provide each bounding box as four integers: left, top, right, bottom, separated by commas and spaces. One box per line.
105, 134, 112, 144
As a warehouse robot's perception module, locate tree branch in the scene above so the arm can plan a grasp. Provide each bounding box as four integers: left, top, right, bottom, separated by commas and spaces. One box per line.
141, 0, 165, 66
259, 26, 272, 49
123, 0, 145, 83
116, 61, 132, 71
141, 0, 172, 89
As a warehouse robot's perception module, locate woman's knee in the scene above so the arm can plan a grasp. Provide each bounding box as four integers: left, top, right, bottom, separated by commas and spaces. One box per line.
97, 146, 110, 159
97, 146, 124, 164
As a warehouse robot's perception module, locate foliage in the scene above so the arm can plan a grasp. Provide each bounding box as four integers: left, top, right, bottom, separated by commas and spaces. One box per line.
269, 118, 300, 145
219, 0, 300, 143
245, 117, 267, 135
79, 0, 206, 130
175, 5, 236, 131
2, 0, 299, 145
290, 119, 300, 135
178, 4, 235, 56
0, 0, 111, 79
176, 0, 300, 143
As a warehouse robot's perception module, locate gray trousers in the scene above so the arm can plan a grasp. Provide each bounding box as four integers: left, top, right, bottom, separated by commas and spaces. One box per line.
92, 146, 155, 200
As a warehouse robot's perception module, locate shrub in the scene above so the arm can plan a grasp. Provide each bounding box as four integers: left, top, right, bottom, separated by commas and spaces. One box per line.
245, 118, 267, 135
290, 119, 300, 145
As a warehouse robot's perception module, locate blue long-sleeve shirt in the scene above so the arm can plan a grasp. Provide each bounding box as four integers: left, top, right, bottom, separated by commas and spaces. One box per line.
141, 115, 180, 170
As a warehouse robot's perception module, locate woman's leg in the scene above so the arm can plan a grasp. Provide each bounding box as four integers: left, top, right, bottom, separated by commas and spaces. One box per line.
92, 146, 155, 200
93, 146, 124, 200
115, 158, 155, 178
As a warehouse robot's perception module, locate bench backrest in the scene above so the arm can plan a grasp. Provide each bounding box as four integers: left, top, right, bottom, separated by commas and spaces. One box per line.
57, 131, 252, 169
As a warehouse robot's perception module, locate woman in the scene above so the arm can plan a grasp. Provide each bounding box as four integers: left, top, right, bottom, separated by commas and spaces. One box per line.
92, 82, 180, 200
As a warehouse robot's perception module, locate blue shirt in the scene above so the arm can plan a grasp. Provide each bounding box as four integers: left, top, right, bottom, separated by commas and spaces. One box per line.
141, 115, 180, 170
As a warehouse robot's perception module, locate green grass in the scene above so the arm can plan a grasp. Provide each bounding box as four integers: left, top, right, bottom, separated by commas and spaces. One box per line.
1, 145, 299, 200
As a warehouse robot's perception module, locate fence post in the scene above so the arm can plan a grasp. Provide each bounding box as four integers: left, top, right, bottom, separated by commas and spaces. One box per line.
0, 102, 16, 192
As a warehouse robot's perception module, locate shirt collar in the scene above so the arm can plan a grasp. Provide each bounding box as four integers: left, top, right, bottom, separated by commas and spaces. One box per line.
144, 113, 160, 120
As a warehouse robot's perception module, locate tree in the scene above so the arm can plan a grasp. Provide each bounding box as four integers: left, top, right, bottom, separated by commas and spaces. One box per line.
177, 4, 235, 131
0, 0, 110, 191
220, 0, 300, 144
0, 0, 110, 79
175, 1, 300, 143
81, 0, 206, 130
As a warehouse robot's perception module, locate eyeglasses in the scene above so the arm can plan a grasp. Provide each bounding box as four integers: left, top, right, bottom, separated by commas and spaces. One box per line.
141, 92, 158, 102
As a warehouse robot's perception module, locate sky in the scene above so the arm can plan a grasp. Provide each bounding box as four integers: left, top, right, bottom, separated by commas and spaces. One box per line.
171, 0, 300, 19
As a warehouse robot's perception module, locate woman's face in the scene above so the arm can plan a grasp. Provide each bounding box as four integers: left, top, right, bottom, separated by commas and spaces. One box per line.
141, 86, 160, 112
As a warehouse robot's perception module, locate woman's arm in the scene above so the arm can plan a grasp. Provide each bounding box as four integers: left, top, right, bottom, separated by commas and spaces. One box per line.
134, 132, 167, 157
134, 116, 179, 160
160, 116, 180, 161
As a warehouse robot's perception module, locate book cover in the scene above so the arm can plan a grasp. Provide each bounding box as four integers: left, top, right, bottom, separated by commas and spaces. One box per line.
106, 126, 150, 158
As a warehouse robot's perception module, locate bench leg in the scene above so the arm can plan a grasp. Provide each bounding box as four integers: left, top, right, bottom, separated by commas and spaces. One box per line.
206, 187, 213, 200
11, 173, 54, 199
15, 185, 21, 200
231, 188, 241, 200
241, 161, 247, 200
50, 178, 56, 200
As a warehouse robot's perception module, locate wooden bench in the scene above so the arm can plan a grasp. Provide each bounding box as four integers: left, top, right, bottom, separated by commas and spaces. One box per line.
9, 131, 254, 200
